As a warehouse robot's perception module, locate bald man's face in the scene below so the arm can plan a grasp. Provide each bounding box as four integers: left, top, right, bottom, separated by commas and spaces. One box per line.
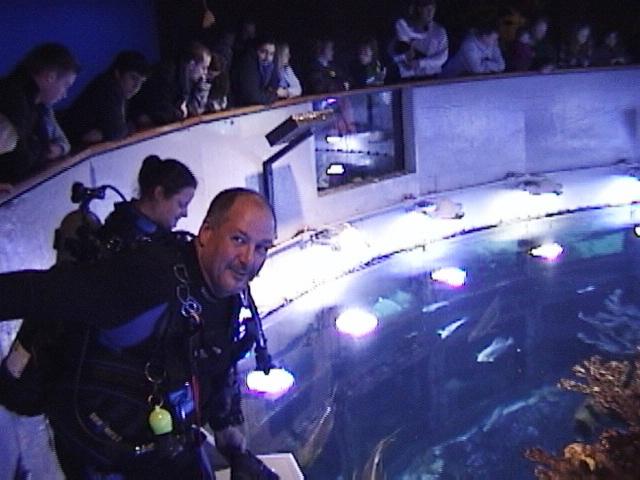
197, 196, 275, 297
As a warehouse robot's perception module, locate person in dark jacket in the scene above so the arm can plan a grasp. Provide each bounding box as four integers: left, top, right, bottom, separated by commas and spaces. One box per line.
529, 17, 557, 72
205, 52, 231, 112
559, 23, 594, 69
0, 188, 276, 479
0, 43, 78, 183
506, 26, 535, 72
130, 42, 211, 127
593, 31, 631, 66
232, 36, 288, 106
349, 37, 387, 88
62, 51, 150, 147
307, 38, 351, 94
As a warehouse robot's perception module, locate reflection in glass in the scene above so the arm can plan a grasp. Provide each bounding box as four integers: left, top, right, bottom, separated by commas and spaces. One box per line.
314, 90, 405, 191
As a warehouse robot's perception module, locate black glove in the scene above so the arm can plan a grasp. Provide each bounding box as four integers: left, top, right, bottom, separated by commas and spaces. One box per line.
228, 450, 280, 480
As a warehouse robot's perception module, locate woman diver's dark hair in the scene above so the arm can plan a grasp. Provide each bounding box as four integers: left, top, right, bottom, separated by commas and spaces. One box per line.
138, 154, 197, 199
99, 155, 198, 246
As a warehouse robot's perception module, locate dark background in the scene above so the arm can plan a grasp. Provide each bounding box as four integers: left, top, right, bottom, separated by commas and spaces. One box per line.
156, 0, 640, 56
1, 0, 639, 106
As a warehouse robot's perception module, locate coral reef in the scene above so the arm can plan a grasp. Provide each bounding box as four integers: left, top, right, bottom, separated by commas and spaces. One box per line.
525, 351, 640, 479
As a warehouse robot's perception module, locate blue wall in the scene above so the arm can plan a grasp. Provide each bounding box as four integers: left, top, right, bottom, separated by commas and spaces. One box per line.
0, 0, 159, 107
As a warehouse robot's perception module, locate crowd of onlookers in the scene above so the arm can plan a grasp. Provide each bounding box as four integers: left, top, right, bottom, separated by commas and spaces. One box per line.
0, 0, 636, 188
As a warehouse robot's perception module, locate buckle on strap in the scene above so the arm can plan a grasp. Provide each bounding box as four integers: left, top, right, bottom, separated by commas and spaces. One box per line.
173, 264, 202, 323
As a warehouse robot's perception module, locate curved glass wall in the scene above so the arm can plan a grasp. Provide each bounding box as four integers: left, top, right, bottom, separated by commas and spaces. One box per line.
239, 206, 640, 479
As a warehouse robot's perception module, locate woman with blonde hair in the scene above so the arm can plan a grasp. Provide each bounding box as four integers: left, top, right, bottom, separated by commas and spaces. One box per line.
275, 42, 302, 98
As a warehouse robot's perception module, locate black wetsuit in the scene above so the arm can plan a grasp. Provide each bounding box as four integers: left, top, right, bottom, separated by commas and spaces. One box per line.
0, 240, 249, 479
101, 200, 169, 247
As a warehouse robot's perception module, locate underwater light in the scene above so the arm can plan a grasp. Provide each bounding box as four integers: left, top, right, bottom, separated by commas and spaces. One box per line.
529, 242, 563, 260
335, 308, 379, 337
634, 226, 640, 237
326, 163, 345, 175
246, 368, 295, 397
430, 267, 467, 287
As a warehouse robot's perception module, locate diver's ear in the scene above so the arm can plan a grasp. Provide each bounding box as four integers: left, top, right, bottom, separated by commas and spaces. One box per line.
153, 185, 166, 201
196, 219, 212, 246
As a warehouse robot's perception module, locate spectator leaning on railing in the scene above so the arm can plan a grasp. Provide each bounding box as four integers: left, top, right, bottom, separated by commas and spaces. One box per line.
205, 51, 231, 112
442, 22, 505, 77
506, 26, 535, 72
231, 36, 287, 106
593, 30, 631, 66
529, 17, 557, 73
306, 38, 352, 94
0, 43, 78, 183
276, 42, 303, 98
62, 51, 150, 147
129, 41, 212, 128
350, 37, 387, 88
389, 0, 449, 80
559, 23, 594, 68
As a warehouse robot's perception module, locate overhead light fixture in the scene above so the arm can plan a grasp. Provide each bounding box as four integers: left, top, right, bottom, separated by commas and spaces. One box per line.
335, 308, 379, 337
529, 242, 563, 260
430, 267, 467, 287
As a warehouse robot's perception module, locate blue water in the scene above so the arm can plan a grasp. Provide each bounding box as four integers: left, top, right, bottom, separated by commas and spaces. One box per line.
240, 207, 640, 479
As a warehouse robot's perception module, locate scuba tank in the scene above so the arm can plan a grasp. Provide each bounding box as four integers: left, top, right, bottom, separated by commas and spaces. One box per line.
0, 181, 126, 416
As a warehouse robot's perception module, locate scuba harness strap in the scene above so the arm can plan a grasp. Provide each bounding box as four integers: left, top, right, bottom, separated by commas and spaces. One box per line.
63, 254, 212, 472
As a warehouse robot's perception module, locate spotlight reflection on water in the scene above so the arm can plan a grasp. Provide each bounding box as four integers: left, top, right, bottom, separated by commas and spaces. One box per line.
335, 308, 379, 337
246, 368, 295, 398
529, 242, 563, 260
430, 267, 467, 287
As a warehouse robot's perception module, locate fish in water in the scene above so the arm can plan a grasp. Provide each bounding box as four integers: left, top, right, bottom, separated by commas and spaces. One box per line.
373, 290, 414, 317
437, 317, 468, 339
577, 285, 596, 294
373, 297, 403, 318
422, 301, 449, 313
476, 336, 514, 362
360, 428, 401, 480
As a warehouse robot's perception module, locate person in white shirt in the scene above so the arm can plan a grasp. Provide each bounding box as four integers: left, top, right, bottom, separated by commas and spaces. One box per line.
389, 0, 449, 79
275, 42, 302, 98
442, 23, 505, 77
